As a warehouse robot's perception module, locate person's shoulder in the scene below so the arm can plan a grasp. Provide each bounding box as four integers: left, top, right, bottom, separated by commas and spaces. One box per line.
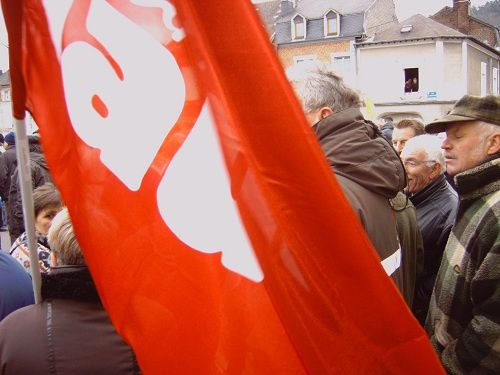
0, 303, 44, 333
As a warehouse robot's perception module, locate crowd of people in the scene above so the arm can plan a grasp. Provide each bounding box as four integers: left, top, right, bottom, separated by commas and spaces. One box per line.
0, 64, 498, 373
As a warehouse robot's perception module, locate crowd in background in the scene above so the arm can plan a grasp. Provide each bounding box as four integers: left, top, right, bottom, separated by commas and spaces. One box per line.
0, 64, 498, 374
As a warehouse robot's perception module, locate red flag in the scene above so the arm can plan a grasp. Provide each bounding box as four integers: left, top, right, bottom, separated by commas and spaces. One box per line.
2, 0, 444, 373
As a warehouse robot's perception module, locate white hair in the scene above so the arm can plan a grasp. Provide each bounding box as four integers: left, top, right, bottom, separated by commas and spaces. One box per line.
286, 61, 362, 113
48, 208, 85, 265
402, 134, 445, 172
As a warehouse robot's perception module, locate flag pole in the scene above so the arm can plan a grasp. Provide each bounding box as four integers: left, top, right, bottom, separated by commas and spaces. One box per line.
14, 117, 41, 303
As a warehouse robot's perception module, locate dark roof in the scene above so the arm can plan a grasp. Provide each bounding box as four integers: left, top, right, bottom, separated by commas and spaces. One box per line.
373, 14, 465, 43
274, 12, 364, 44
277, 0, 374, 22
255, 0, 281, 35
0, 70, 10, 86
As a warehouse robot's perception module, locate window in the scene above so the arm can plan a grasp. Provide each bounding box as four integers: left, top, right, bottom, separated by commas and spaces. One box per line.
292, 15, 306, 40
331, 53, 352, 79
404, 68, 419, 93
294, 54, 317, 66
324, 10, 339, 37
493, 67, 499, 95
400, 25, 413, 33
0, 88, 10, 102
480, 62, 487, 96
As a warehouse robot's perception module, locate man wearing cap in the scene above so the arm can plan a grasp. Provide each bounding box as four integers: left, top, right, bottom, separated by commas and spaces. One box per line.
425, 94, 500, 374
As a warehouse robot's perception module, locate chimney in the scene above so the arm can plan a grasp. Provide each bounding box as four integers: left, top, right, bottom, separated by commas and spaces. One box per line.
453, 0, 470, 34
280, 0, 293, 14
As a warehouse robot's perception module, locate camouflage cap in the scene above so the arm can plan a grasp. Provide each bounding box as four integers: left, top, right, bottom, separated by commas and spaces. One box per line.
425, 94, 500, 134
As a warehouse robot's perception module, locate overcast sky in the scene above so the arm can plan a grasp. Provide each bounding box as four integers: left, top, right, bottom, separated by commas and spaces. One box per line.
0, 0, 494, 73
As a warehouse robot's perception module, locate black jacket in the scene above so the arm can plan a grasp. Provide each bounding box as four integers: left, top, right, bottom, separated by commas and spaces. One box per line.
410, 174, 458, 324
391, 192, 424, 308
380, 122, 394, 143
0, 265, 139, 374
0, 146, 17, 202
8, 138, 52, 241
313, 108, 406, 293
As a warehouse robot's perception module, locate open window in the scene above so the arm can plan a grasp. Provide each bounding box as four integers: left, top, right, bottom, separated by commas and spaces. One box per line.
324, 10, 339, 37
404, 68, 419, 93
291, 14, 306, 40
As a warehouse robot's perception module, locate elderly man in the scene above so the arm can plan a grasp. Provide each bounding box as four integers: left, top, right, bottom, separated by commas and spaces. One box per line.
425, 95, 500, 374
400, 135, 457, 324
288, 64, 406, 296
392, 118, 425, 155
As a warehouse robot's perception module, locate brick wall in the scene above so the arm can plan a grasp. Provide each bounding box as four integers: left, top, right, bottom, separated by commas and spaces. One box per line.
277, 40, 351, 69
431, 7, 458, 30
470, 19, 497, 47
431, 4, 498, 48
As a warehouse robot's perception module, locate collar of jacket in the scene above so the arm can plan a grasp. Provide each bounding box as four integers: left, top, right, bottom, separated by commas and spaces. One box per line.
41, 265, 101, 302
409, 174, 449, 206
312, 107, 367, 138
312, 107, 405, 198
454, 155, 499, 201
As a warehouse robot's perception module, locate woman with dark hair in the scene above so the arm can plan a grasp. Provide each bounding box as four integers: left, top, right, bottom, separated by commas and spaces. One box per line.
10, 183, 63, 274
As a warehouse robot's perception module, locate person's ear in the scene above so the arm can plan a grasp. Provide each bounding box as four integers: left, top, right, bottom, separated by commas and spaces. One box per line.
486, 132, 500, 155
319, 107, 333, 120
430, 162, 441, 180
50, 252, 58, 267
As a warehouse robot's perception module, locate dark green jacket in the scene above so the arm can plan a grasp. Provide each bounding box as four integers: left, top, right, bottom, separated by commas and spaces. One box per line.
426, 156, 500, 374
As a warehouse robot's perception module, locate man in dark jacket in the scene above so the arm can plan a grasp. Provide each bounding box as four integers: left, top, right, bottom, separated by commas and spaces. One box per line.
0, 208, 139, 374
425, 94, 500, 374
288, 65, 406, 295
0, 132, 17, 231
0, 251, 34, 321
379, 116, 394, 143
400, 134, 457, 324
8, 135, 52, 241
390, 192, 424, 308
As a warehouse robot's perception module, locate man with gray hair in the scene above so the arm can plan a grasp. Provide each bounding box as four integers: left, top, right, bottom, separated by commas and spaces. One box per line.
288, 64, 407, 297
425, 94, 500, 373
400, 135, 457, 325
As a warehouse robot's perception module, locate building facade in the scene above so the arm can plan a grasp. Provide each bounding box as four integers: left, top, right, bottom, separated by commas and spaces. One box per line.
431, 0, 499, 50
357, 14, 500, 122
0, 70, 37, 133
260, 0, 398, 87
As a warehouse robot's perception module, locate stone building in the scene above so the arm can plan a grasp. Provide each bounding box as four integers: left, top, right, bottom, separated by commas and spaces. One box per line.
431, 0, 499, 49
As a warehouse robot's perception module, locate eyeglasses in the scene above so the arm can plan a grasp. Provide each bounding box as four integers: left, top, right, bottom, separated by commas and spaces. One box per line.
401, 159, 436, 168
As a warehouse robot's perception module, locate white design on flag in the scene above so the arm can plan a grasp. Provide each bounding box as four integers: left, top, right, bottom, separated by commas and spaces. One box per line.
380, 248, 401, 276
157, 102, 265, 283
41, 0, 72, 61
60, 0, 185, 190
132, 0, 185, 42
43, 0, 263, 282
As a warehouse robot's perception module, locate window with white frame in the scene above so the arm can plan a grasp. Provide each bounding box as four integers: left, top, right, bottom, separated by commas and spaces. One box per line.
331, 53, 352, 79
324, 10, 339, 37
291, 15, 306, 40
0, 88, 10, 102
